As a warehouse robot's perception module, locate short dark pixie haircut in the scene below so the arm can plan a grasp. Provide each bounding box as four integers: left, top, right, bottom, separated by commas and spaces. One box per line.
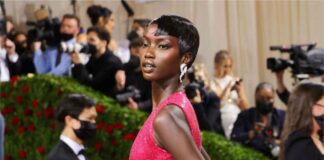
87, 26, 111, 44
149, 15, 200, 67
56, 93, 95, 125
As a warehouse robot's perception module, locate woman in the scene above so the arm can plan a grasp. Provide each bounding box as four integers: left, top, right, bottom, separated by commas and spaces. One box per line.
129, 15, 210, 160
210, 50, 249, 138
280, 82, 324, 160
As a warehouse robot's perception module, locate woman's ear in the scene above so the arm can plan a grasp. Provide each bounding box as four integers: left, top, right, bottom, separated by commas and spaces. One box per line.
181, 52, 193, 65
98, 16, 104, 26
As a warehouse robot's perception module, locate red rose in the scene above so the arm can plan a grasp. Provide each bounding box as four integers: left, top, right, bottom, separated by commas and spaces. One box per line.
24, 108, 33, 116
123, 133, 136, 141
4, 126, 9, 134
18, 126, 25, 134
105, 125, 114, 134
96, 105, 104, 113
114, 123, 124, 130
2, 106, 14, 115
95, 142, 103, 151
97, 120, 105, 131
5, 155, 12, 160
110, 139, 117, 146
0, 92, 6, 98
11, 117, 20, 125
44, 107, 54, 118
37, 146, 45, 154
22, 85, 29, 93
18, 150, 26, 158
32, 100, 39, 108
49, 122, 56, 130
27, 124, 35, 132
10, 76, 19, 83
15, 95, 23, 104
36, 111, 42, 117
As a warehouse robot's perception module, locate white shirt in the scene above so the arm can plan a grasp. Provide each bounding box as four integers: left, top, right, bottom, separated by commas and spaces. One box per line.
60, 135, 86, 160
0, 48, 18, 82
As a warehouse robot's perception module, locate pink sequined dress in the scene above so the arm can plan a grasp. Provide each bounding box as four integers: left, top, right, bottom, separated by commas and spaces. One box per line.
129, 91, 202, 160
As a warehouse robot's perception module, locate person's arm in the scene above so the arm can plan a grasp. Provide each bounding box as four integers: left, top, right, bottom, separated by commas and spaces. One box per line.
275, 70, 290, 105
49, 53, 71, 76
33, 42, 50, 74
230, 112, 250, 143
153, 105, 207, 160
236, 81, 249, 110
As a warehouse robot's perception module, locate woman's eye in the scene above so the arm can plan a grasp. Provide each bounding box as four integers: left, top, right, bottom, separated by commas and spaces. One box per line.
158, 44, 170, 49
142, 42, 149, 48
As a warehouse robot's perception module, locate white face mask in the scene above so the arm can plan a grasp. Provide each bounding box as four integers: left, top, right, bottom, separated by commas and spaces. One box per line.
0, 48, 6, 60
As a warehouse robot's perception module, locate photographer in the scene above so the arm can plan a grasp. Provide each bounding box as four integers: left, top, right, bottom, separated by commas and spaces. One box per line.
0, 34, 21, 82
33, 14, 80, 76
231, 82, 285, 158
185, 64, 223, 134
122, 38, 152, 112
71, 26, 124, 98
280, 82, 324, 160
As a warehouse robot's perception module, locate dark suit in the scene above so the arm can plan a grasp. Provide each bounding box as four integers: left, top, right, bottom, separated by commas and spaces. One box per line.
46, 140, 80, 160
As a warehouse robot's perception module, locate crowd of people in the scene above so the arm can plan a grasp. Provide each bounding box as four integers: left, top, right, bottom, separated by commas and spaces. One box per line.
0, 3, 323, 160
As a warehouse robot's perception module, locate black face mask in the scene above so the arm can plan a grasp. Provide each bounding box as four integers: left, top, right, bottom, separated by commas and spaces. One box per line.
81, 43, 97, 55
256, 100, 273, 115
15, 44, 27, 55
315, 115, 324, 142
60, 33, 74, 42
73, 120, 97, 141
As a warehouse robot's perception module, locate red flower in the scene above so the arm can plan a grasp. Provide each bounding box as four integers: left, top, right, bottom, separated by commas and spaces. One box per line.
5, 155, 12, 160
27, 124, 35, 132
24, 108, 33, 116
105, 125, 114, 134
37, 146, 45, 154
110, 139, 117, 146
49, 122, 56, 130
95, 142, 103, 151
97, 120, 105, 131
4, 126, 9, 134
18, 126, 25, 134
0, 92, 7, 98
11, 117, 20, 125
96, 105, 104, 113
10, 76, 19, 83
32, 100, 39, 108
1, 106, 14, 115
18, 150, 26, 158
44, 107, 54, 118
36, 111, 42, 117
114, 123, 124, 130
22, 85, 29, 93
15, 95, 23, 104
123, 133, 136, 141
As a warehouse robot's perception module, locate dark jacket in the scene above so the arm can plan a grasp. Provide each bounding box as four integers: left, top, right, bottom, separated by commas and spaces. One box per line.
231, 107, 285, 157
72, 50, 123, 98
285, 131, 323, 160
46, 140, 80, 160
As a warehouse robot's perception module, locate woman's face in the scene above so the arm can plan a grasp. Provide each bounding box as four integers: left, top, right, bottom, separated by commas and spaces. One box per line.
141, 24, 182, 82
312, 97, 324, 117
214, 58, 232, 78
102, 14, 115, 33
87, 32, 106, 54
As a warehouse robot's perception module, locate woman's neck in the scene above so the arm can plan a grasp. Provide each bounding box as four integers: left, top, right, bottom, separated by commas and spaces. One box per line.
151, 76, 182, 109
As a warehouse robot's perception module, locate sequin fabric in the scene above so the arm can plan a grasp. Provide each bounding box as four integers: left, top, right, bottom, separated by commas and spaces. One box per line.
129, 91, 202, 160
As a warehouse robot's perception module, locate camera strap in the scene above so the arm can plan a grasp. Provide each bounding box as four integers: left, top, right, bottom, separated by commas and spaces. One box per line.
55, 50, 62, 67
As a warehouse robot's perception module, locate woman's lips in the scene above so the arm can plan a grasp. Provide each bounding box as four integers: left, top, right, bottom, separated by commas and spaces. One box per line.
142, 61, 156, 73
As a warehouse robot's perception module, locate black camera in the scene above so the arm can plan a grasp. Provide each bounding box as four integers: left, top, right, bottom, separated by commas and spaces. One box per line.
27, 17, 60, 47
59, 42, 96, 55
116, 86, 141, 104
267, 43, 324, 80
0, 18, 5, 36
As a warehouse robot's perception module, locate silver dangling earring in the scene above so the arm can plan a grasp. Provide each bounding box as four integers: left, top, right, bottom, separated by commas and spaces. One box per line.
179, 63, 187, 84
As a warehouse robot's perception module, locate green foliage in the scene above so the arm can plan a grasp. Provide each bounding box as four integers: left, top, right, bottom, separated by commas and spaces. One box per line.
0, 75, 269, 160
